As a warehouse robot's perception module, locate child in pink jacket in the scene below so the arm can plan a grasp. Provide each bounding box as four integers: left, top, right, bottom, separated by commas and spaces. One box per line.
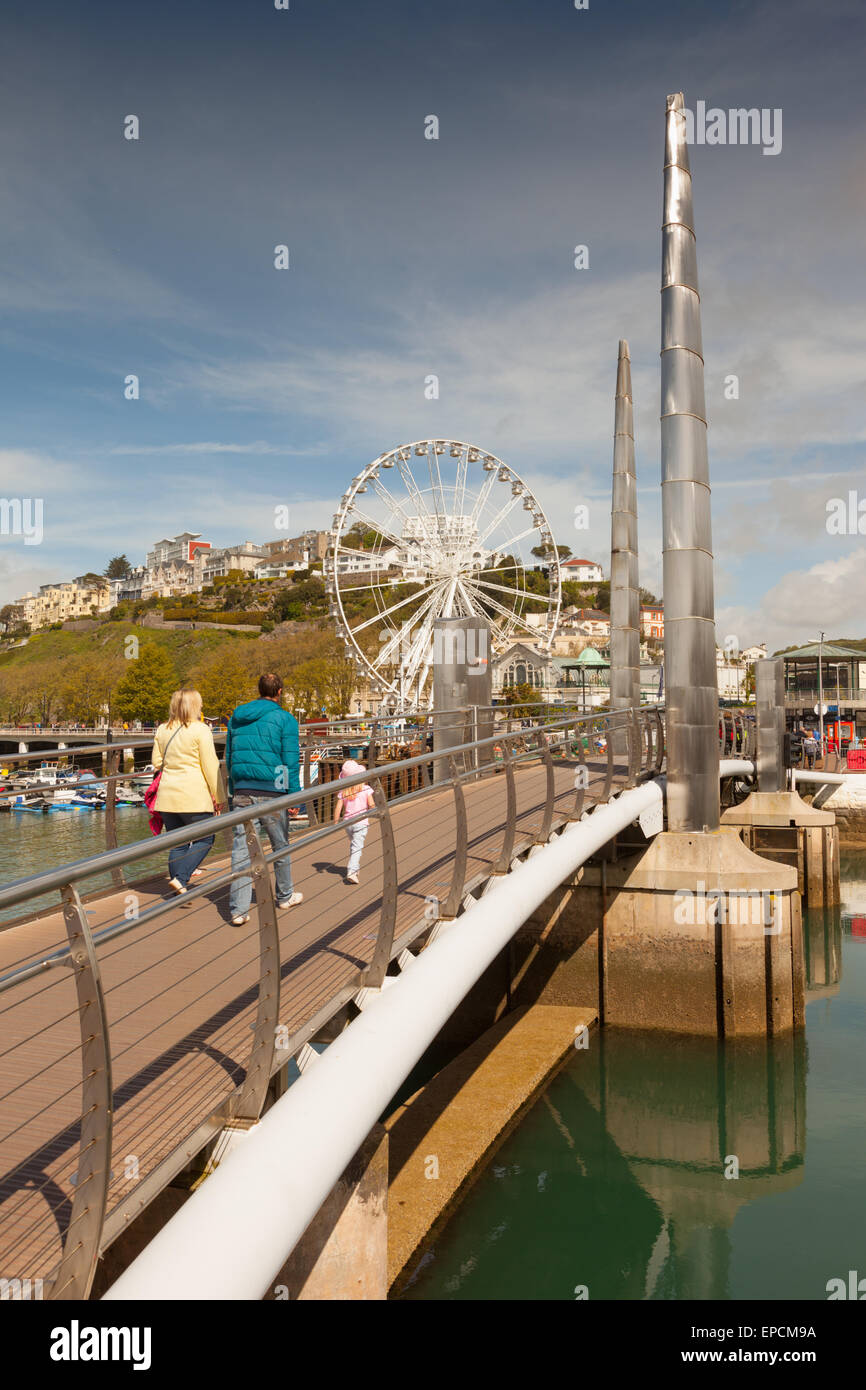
333, 760, 375, 884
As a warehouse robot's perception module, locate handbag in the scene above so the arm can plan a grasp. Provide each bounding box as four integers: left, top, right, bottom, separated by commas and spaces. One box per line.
144, 726, 183, 836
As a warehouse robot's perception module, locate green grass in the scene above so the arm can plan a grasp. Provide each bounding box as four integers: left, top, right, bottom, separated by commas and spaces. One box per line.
0, 621, 257, 671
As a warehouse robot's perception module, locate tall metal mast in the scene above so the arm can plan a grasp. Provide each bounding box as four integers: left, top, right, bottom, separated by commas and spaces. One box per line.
661, 92, 719, 832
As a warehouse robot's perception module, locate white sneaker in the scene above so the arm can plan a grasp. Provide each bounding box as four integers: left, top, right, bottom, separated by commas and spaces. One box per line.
346, 872, 359, 885
231, 914, 250, 927
278, 892, 304, 909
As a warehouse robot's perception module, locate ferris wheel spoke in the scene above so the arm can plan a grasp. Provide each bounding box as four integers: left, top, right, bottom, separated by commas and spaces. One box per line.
476, 492, 522, 549
426, 447, 447, 526
336, 572, 426, 595
471, 577, 551, 605
396, 455, 437, 535
348, 578, 443, 635
453, 446, 468, 520
369, 580, 448, 671
339, 506, 405, 552
400, 584, 451, 687
468, 464, 500, 528
495, 523, 543, 551
461, 578, 544, 636
368, 475, 418, 536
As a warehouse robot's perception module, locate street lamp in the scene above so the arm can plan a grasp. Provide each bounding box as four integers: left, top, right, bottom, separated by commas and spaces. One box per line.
811, 631, 826, 755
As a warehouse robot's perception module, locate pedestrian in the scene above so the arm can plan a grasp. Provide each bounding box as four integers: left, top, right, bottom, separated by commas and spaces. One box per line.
333, 760, 375, 884
803, 731, 818, 769
152, 688, 223, 896
225, 672, 303, 927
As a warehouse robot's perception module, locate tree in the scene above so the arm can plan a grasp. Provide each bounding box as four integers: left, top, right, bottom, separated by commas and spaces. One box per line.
195, 650, 255, 719
593, 580, 611, 613
61, 660, 109, 725
105, 555, 132, 579
113, 643, 178, 723
0, 667, 32, 723
502, 682, 541, 717
531, 542, 572, 561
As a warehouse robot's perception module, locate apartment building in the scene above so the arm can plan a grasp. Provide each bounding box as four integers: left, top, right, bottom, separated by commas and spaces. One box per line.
640, 604, 664, 640
147, 532, 211, 569
17, 577, 112, 628
263, 531, 329, 567
198, 542, 267, 585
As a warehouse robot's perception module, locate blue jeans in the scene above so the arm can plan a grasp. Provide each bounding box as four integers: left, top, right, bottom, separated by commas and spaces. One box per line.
161, 811, 215, 887
229, 793, 294, 916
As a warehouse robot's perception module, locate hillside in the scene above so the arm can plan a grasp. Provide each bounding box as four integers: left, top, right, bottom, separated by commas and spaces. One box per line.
0, 620, 354, 723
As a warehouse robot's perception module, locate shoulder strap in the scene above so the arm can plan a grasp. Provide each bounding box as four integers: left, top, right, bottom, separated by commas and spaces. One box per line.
161, 724, 184, 766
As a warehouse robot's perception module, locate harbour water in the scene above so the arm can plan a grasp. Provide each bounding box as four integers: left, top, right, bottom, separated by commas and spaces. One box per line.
0, 809, 233, 920
400, 851, 866, 1301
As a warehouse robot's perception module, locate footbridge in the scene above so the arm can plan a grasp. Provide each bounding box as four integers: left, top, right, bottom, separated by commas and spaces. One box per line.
0, 706, 672, 1298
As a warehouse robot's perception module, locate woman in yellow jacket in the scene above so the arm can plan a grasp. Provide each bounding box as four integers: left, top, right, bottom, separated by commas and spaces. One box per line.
152, 688, 223, 895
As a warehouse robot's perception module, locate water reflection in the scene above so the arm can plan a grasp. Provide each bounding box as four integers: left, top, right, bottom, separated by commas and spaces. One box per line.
402, 1021, 815, 1301
569, 1029, 806, 1299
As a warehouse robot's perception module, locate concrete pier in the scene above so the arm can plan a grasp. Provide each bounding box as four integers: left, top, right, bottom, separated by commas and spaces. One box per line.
511, 828, 803, 1038
722, 659, 840, 906
722, 791, 839, 907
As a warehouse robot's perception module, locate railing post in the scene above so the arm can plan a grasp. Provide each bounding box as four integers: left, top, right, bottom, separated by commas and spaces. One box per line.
654, 710, 665, 774
441, 756, 469, 918
493, 742, 517, 872
362, 781, 398, 988
535, 731, 555, 843
235, 821, 281, 1121
602, 721, 614, 801
302, 746, 318, 827
368, 720, 379, 769
50, 884, 113, 1300
104, 734, 123, 888
625, 709, 640, 786
571, 722, 588, 821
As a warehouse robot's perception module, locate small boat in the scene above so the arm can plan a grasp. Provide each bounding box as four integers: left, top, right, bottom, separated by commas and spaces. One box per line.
10, 793, 47, 813
45, 788, 97, 811
114, 786, 145, 806
129, 765, 157, 789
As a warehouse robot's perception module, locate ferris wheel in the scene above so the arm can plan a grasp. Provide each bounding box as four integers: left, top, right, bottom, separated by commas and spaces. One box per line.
324, 439, 561, 710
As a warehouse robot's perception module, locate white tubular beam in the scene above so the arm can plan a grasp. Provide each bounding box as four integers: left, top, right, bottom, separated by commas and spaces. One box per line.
103, 779, 662, 1302
719, 759, 755, 778
792, 769, 848, 786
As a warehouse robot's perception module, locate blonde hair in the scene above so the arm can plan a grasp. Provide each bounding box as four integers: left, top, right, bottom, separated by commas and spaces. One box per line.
168, 688, 203, 727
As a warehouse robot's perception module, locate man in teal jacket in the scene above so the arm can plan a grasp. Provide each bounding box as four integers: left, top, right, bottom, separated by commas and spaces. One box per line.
225, 672, 303, 925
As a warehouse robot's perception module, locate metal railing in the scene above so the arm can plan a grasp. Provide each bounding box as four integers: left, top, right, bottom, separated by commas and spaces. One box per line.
718, 709, 757, 761
0, 703, 663, 1299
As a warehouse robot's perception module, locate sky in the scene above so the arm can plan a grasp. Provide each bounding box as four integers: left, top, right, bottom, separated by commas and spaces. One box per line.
0, 0, 864, 652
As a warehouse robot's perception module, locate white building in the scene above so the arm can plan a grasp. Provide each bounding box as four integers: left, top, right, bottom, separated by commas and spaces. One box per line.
331, 545, 401, 576
559, 557, 604, 583
199, 542, 267, 585
147, 532, 211, 570
16, 577, 112, 627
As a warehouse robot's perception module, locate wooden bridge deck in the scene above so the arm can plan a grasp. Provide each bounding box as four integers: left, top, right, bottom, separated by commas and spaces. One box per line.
0, 755, 622, 1288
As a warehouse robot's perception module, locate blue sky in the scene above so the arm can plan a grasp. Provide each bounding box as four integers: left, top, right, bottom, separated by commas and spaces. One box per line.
0, 0, 864, 650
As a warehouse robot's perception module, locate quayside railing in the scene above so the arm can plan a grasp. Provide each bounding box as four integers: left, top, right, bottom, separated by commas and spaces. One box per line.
0, 704, 664, 1299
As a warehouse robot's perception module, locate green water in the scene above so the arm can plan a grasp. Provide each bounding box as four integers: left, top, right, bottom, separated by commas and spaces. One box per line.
0, 808, 235, 920
402, 856, 866, 1301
